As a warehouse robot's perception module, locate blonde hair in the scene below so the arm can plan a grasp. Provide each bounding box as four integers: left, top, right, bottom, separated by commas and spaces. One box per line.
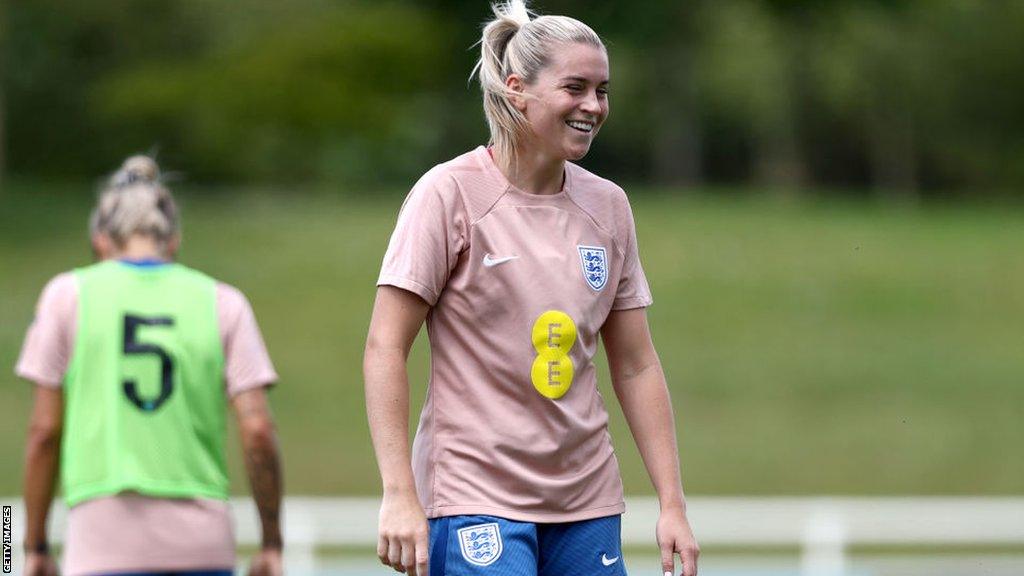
89, 155, 179, 253
472, 0, 604, 163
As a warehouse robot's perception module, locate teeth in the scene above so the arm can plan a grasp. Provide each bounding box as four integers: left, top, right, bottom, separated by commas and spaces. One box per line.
567, 121, 593, 132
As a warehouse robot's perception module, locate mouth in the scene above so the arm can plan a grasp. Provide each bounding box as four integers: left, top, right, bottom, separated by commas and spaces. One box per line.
565, 119, 595, 134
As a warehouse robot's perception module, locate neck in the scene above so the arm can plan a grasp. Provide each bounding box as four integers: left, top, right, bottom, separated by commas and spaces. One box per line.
112, 236, 167, 261
495, 145, 566, 196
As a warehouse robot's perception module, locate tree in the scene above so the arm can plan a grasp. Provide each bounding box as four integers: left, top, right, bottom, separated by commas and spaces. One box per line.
0, 82, 6, 189
695, 0, 807, 191
808, 2, 922, 198
92, 4, 452, 184
0, 1, 7, 187
599, 0, 706, 186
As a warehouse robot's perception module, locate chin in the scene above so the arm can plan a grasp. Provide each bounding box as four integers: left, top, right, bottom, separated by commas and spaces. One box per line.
564, 143, 593, 161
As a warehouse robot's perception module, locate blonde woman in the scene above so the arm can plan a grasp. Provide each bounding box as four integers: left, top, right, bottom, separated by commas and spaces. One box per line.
18, 157, 283, 576
364, 2, 699, 575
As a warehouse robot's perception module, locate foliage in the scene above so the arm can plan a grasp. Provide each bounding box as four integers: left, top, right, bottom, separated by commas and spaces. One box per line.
90, 4, 454, 184
3, 0, 1024, 194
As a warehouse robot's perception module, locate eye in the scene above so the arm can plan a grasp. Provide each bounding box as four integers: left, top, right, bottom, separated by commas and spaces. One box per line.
597, 87, 609, 97
565, 84, 584, 93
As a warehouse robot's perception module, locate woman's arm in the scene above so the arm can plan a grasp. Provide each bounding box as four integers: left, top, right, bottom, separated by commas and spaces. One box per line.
601, 308, 700, 576
231, 388, 283, 576
23, 385, 62, 576
364, 286, 431, 576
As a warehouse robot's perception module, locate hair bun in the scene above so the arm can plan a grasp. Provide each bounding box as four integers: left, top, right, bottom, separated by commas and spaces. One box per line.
499, 0, 532, 26
111, 155, 160, 188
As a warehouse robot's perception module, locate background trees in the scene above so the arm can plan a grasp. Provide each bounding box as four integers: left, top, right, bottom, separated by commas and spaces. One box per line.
3, 0, 1023, 196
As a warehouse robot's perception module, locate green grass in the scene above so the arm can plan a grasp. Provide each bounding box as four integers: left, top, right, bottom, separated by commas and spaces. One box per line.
2, 184, 1022, 496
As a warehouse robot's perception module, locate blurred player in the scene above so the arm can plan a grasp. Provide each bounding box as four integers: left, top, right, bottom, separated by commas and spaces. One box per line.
17, 156, 284, 576
364, 2, 699, 575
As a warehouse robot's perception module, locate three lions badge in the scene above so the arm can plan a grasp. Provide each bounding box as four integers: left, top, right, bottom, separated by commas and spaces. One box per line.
577, 245, 608, 291
458, 522, 503, 566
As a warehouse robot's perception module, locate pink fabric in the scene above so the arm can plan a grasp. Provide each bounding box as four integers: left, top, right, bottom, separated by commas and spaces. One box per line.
215, 282, 280, 397
14, 273, 77, 388
15, 265, 278, 575
63, 495, 235, 575
378, 146, 652, 523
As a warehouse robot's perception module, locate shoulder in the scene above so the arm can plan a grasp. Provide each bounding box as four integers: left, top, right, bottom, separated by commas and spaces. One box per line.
397, 157, 464, 221
213, 281, 259, 342
214, 281, 253, 324
172, 263, 219, 285
405, 147, 507, 224
565, 163, 635, 236
567, 162, 631, 205
71, 260, 114, 281
215, 281, 248, 308
409, 150, 478, 201
43, 271, 79, 295
38, 271, 79, 311
16, 272, 79, 387
28, 271, 79, 336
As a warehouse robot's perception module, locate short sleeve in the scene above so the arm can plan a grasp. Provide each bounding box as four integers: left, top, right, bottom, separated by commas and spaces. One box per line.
612, 197, 654, 310
377, 169, 468, 306
217, 283, 278, 396
15, 272, 78, 387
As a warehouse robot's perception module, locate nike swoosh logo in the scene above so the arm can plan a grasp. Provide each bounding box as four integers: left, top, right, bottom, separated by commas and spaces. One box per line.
601, 554, 620, 566
482, 254, 518, 267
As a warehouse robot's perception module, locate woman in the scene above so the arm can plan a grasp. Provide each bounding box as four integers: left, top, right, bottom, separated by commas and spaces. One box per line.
364, 2, 699, 575
17, 156, 284, 576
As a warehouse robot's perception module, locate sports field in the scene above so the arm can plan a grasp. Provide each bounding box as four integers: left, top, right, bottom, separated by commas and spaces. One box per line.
1, 184, 1022, 496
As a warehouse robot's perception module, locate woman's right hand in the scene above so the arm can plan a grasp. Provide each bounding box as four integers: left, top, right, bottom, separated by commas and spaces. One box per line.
377, 490, 430, 576
247, 547, 283, 576
24, 552, 58, 576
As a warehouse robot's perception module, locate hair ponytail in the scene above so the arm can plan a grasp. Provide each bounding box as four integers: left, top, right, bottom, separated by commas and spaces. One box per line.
475, 1, 532, 164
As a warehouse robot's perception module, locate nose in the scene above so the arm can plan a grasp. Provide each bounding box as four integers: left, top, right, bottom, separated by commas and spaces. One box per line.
579, 89, 602, 117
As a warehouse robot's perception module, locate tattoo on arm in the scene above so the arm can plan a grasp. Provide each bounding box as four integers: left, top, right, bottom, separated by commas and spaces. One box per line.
235, 391, 283, 550
244, 433, 283, 550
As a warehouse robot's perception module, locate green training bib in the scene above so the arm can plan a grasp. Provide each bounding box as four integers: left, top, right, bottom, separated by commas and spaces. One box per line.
62, 260, 228, 506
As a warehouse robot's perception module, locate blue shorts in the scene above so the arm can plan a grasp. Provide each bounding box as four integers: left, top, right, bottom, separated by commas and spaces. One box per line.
429, 514, 626, 576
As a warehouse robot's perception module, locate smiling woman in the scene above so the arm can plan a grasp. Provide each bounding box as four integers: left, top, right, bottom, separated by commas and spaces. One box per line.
508, 42, 610, 166
363, 2, 700, 576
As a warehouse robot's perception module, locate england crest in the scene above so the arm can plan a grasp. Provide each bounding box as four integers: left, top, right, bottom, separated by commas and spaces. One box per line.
578, 245, 608, 291
457, 522, 503, 566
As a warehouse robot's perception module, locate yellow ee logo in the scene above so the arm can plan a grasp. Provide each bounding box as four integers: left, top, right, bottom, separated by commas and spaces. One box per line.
530, 310, 577, 399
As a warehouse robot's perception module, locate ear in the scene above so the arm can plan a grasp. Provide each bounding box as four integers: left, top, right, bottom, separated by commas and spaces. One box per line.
166, 235, 181, 260
505, 74, 528, 113
91, 233, 115, 260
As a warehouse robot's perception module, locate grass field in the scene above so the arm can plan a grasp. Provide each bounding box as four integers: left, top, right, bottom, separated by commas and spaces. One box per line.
1, 184, 1022, 496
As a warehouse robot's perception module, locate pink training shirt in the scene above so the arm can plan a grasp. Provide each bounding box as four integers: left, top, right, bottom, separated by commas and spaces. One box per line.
378, 146, 652, 523
15, 266, 278, 576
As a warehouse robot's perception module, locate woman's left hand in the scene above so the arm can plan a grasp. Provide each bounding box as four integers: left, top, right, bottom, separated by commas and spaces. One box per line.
656, 507, 700, 576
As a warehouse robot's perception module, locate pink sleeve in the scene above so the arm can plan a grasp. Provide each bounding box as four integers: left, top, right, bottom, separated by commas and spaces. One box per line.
377, 169, 468, 305
15, 273, 78, 387
612, 197, 654, 310
217, 283, 278, 397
